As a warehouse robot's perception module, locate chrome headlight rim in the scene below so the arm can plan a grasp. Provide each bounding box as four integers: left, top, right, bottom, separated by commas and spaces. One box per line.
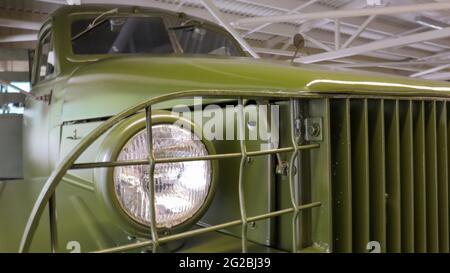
94, 111, 218, 237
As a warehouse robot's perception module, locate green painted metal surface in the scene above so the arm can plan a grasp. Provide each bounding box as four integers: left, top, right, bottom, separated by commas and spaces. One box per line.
385, 100, 401, 253
413, 101, 427, 253
399, 100, 415, 253
349, 99, 370, 252
2, 4, 450, 253
425, 101, 439, 252
437, 101, 449, 252
330, 99, 352, 252
368, 100, 387, 252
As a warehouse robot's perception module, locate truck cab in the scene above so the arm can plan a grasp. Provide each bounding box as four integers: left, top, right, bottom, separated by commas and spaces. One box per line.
1, 5, 315, 253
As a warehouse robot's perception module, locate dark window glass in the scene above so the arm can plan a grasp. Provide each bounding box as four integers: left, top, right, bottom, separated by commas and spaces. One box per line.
174, 26, 242, 56
71, 17, 174, 54
38, 31, 55, 81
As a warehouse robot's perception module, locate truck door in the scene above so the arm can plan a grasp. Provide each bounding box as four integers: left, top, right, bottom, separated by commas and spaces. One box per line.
23, 28, 55, 178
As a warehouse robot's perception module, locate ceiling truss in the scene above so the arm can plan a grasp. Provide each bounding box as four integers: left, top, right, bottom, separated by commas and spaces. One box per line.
1, 0, 450, 80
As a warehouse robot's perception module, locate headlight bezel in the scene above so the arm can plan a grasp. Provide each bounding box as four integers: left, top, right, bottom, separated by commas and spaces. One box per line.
94, 110, 218, 237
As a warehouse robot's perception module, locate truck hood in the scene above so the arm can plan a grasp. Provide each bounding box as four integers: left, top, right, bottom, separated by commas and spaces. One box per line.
61, 55, 450, 122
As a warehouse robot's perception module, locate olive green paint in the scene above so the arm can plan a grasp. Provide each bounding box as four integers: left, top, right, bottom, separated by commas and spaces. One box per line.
3, 4, 450, 253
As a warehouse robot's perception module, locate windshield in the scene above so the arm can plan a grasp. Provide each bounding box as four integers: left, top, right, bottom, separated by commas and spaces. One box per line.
71, 17, 174, 54
71, 16, 244, 57
173, 25, 242, 56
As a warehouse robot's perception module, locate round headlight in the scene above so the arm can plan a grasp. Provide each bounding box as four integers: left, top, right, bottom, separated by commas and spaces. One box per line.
113, 124, 212, 229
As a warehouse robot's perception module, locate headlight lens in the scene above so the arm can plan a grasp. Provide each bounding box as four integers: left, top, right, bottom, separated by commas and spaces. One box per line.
114, 124, 211, 228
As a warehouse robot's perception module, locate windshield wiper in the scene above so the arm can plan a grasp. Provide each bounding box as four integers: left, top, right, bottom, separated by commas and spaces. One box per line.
71, 8, 118, 41
168, 18, 203, 31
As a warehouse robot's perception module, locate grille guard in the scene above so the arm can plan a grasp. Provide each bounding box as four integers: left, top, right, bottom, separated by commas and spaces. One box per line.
19, 89, 323, 253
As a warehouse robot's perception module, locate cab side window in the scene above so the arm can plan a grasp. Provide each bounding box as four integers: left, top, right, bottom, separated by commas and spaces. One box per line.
37, 31, 55, 82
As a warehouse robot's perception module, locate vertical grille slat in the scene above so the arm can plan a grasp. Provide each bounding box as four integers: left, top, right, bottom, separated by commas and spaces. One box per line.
399, 100, 415, 252
350, 99, 370, 252
447, 101, 450, 251
413, 101, 427, 252
425, 101, 439, 252
437, 101, 449, 252
368, 99, 387, 252
331, 99, 352, 252
385, 100, 401, 252
332, 97, 450, 253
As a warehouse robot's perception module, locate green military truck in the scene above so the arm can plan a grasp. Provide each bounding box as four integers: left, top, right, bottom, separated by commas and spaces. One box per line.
0, 4, 449, 253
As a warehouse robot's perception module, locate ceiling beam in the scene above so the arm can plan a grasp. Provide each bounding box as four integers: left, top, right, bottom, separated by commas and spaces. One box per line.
342, 15, 376, 49
296, 27, 450, 63
0, 18, 41, 31
330, 60, 450, 68
35, 0, 64, 4
410, 64, 450, 78
199, 0, 259, 58
33, 0, 438, 62
252, 47, 422, 72
0, 34, 37, 43
242, 0, 319, 37
298, 0, 374, 33
422, 72, 450, 81
233, 2, 450, 26
417, 50, 450, 61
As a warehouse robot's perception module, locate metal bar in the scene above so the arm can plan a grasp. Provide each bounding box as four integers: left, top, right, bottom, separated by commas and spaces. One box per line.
48, 194, 58, 253
394, 26, 428, 38
0, 18, 41, 31
369, 99, 386, 252
0, 78, 35, 98
295, 27, 450, 64
330, 99, 352, 252
422, 72, 450, 81
414, 101, 427, 253
447, 100, 450, 253
297, 108, 312, 250
199, 0, 260, 58
255, 101, 278, 245
175, 0, 186, 10
263, 102, 276, 247
385, 100, 401, 252
350, 99, 370, 252
237, 97, 248, 253
410, 64, 450, 78
437, 101, 449, 252
400, 100, 415, 252
425, 101, 439, 252
342, 15, 376, 49
288, 99, 301, 253
145, 106, 159, 253
70, 145, 319, 169
93, 202, 322, 253
299, 32, 333, 52
242, 0, 319, 37
0, 33, 37, 43
329, 60, 450, 68
334, 19, 341, 50
233, 2, 450, 26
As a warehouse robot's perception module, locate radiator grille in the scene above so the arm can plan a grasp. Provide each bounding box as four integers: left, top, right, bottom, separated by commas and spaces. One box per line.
331, 99, 450, 253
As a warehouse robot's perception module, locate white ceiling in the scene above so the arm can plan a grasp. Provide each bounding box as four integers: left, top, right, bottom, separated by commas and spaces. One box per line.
2, 0, 450, 80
